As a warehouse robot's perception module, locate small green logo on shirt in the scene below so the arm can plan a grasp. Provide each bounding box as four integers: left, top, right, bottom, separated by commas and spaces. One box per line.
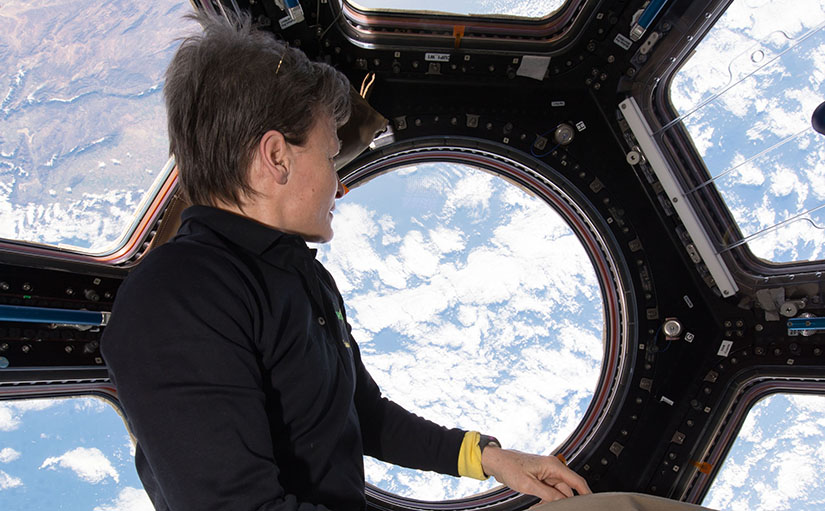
335, 310, 344, 321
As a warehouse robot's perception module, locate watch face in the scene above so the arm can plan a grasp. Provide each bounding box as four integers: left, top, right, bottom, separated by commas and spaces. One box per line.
479, 435, 500, 450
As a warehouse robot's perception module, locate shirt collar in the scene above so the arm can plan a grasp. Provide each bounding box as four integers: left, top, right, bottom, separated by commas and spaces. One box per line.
179, 205, 318, 260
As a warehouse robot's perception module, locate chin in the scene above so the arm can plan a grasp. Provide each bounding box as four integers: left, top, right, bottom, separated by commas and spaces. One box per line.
303, 230, 333, 244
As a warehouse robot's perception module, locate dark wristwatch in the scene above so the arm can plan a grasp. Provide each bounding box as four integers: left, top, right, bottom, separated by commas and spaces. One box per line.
478, 434, 501, 453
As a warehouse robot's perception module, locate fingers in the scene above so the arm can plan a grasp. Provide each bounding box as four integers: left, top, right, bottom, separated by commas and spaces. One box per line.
554, 482, 574, 498
550, 455, 592, 496
550, 471, 590, 496
562, 469, 592, 495
525, 478, 568, 503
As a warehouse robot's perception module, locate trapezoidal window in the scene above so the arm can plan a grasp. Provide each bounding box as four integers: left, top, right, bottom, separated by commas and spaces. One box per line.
668, 0, 825, 263
315, 148, 627, 503
343, 0, 570, 19
0, 1, 193, 255
0, 396, 148, 509
702, 393, 825, 510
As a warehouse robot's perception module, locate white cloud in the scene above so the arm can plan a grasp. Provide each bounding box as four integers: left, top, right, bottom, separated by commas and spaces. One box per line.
768, 165, 804, 199
399, 230, 440, 278
0, 448, 21, 463
0, 399, 59, 432
40, 447, 119, 484
442, 170, 494, 218
730, 154, 765, 186
94, 487, 154, 511
0, 407, 20, 432
73, 397, 107, 413
0, 469, 22, 490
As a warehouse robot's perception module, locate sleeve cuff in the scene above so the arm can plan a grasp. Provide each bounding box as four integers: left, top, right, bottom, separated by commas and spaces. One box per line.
457, 431, 488, 480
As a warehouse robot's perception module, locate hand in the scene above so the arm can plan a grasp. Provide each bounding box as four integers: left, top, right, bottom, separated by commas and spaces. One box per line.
481, 447, 592, 502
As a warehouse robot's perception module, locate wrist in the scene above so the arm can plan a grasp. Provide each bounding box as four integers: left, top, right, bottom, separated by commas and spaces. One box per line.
480, 439, 503, 479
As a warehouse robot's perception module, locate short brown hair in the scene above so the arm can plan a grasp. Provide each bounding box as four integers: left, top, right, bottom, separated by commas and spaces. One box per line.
164, 11, 351, 207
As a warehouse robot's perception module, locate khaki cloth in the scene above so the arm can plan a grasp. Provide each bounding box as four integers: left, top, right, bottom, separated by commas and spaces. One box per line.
533, 492, 717, 511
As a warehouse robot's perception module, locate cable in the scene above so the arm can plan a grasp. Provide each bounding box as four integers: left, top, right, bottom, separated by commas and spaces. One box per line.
530, 126, 562, 158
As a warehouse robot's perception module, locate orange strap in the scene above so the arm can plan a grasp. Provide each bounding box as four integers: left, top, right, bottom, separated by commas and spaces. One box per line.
453, 25, 465, 48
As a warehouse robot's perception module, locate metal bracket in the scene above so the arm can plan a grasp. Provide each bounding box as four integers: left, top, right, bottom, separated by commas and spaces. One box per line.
619, 97, 738, 297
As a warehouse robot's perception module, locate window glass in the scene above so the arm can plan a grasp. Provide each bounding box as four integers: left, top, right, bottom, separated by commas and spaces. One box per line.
669, 0, 825, 263
0, 396, 149, 510
315, 162, 604, 500
0, 0, 193, 253
345, 0, 568, 19
702, 393, 825, 510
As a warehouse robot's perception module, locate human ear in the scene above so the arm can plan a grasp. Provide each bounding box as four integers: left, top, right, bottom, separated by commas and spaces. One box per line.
258, 130, 290, 185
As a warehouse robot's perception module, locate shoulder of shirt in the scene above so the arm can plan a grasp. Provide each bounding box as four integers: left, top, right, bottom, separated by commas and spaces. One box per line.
124, 235, 296, 298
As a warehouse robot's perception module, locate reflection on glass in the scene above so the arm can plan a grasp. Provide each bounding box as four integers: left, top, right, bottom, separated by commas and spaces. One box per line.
669, 0, 825, 262
0, 0, 192, 253
315, 162, 604, 500
0, 397, 148, 509
346, 0, 568, 18
703, 394, 825, 510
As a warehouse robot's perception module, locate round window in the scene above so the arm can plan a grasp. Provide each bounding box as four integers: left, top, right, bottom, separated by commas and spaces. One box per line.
315, 144, 628, 504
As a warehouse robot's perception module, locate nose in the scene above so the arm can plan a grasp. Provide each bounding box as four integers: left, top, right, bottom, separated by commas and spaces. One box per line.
335, 178, 348, 199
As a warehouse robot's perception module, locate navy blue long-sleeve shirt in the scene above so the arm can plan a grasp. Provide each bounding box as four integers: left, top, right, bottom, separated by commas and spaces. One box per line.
101, 205, 465, 511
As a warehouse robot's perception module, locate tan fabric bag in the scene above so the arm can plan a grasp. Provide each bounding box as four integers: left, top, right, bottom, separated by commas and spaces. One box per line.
533, 492, 718, 511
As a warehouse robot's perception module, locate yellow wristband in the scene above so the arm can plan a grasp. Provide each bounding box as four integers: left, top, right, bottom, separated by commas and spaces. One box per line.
457, 431, 487, 480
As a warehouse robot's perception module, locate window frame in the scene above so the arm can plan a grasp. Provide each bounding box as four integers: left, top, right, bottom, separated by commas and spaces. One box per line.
334, 0, 594, 54
680, 378, 825, 503
628, 0, 825, 285
0, 163, 179, 266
